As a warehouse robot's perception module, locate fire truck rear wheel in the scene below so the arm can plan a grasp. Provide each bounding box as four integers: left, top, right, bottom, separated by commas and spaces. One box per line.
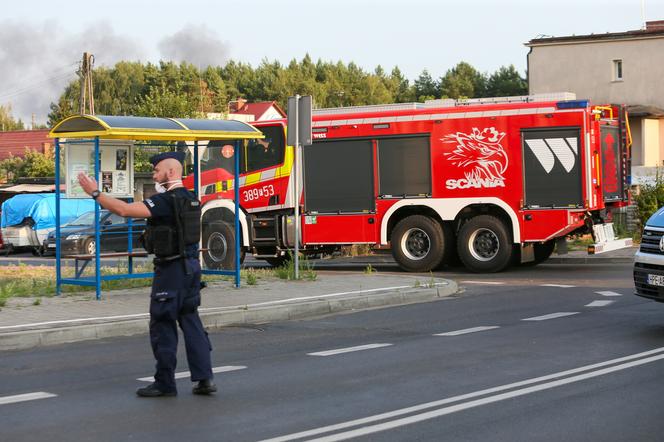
391, 215, 446, 272
457, 215, 512, 273
202, 221, 244, 270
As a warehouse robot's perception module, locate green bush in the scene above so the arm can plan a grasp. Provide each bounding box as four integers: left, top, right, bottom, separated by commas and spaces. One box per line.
274, 252, 317, 280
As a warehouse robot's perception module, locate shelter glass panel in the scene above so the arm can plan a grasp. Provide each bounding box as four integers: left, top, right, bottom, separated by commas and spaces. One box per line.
96, 115, 183, 130
201, 140, 244, 176
176, 118, 257, 133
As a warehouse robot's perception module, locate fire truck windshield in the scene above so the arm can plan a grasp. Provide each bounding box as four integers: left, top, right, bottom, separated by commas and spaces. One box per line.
200, 126, 285, 176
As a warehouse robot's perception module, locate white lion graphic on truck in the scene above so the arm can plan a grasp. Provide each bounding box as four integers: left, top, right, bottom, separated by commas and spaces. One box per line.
443, 127, 508, 189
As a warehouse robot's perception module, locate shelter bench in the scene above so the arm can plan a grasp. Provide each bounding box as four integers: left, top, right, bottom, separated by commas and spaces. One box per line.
62, 251, 150, 278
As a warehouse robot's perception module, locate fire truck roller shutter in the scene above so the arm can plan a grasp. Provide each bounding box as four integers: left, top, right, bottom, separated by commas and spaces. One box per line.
457, 215, 513, 273
522, 127, 583, 208
304, 139, 374, 213
390, 215, 452, 272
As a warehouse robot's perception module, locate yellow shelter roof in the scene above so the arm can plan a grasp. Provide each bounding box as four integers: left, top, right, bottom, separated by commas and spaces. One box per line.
49, 114, 264, 141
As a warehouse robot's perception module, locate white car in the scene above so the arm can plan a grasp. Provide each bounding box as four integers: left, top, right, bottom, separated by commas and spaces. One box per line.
634, 207, 664, 301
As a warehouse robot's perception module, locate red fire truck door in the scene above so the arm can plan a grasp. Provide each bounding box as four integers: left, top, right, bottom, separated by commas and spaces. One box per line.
301, 214, 378, 244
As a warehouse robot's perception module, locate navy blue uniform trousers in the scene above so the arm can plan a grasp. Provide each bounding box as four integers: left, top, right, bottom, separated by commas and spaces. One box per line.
149, 256, 213, 392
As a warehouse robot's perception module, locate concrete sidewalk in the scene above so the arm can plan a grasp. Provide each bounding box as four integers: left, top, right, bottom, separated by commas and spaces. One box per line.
0, 246, 637, 352
0, 272, 458, 351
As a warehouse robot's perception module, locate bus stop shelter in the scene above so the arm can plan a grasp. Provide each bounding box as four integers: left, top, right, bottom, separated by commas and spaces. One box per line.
49, 114, 263, 299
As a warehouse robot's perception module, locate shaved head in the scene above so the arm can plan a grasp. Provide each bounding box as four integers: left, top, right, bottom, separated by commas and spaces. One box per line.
160, 158, 183, 176
152, 158, 184, 185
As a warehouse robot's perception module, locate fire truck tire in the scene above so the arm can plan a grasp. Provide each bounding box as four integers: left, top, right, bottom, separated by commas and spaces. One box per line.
391, 215, 446, 272
457, 215, 512, 273
202, 221, 245, 270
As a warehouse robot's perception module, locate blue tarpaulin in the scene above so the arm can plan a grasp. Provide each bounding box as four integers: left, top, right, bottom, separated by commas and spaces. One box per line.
1, 193, 95, 230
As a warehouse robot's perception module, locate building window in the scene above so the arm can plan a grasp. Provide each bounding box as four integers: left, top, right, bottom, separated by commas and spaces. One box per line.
613, 59, 623, 81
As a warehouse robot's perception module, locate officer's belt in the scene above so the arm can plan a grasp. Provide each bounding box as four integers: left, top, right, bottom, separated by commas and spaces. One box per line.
153, 252, 198, 264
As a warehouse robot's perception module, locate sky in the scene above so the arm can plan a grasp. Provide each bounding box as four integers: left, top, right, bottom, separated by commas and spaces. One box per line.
2, 0, 664, 126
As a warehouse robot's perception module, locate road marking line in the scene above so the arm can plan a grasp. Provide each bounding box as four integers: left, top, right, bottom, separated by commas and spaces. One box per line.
137, 365, 246, 382
307, 344, 393, 357
258, 346, 664, 442
595, 291, 623, 297
434, 326, 500, 336
460, 281, 505, 285
0, 392, 57, 406
522, 312, 579, 321
540, 284, 576, 288
586, 300, 615, 307
302, 353, 664, 442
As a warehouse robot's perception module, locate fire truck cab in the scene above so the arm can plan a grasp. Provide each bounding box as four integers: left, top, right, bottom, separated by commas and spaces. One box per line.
186, 93, 632, 273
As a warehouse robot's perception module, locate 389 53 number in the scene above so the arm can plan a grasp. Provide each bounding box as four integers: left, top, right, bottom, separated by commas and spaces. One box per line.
242, 184, 275, 202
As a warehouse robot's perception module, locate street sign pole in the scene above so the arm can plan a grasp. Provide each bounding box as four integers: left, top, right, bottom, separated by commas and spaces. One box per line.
294, 96, 300, 279
287, 95, 312, 280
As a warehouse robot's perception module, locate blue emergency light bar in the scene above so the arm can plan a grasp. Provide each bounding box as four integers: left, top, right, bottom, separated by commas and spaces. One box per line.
556, 100, 589, 109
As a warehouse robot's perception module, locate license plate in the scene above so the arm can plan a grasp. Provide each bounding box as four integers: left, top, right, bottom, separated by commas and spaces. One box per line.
47, 244, 56, 248
647, 274, 664, 287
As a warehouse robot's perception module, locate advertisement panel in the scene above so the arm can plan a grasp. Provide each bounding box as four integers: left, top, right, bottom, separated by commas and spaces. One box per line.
65, 140, 134, 199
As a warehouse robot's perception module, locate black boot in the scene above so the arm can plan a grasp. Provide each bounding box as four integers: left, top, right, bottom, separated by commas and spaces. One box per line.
192, 379, 217, 395
136, 383, 177, 397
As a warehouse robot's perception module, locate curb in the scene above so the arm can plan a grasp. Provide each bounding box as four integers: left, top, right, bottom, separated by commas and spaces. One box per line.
0, 281, 458, 352
546, 257, 634, 264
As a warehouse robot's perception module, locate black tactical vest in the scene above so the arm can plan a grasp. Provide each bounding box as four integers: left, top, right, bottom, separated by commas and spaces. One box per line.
143, 193, 201, 258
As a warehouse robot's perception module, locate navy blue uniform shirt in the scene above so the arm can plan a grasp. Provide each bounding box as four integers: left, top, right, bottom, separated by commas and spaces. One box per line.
143, 187, 194, 221
143, 187, 199, 255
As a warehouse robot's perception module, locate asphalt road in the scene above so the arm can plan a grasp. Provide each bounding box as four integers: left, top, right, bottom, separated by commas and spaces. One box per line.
2, 263, 663, 441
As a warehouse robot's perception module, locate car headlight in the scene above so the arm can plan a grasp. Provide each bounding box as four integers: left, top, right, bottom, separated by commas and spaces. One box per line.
66, 234, 83, 240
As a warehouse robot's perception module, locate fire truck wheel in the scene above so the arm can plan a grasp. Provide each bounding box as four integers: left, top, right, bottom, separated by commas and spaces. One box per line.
457, 215, 512, 273
391, 215, 446, 272
202, 222, 245, 270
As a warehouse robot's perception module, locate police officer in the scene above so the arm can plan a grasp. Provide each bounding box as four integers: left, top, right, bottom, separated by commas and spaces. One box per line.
77, 151, 216, 397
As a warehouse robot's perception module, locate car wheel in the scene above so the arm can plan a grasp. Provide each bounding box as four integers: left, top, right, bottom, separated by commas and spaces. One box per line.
82, 238, 96, 255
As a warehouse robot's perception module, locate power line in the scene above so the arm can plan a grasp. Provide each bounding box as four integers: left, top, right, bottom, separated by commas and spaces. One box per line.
0, 72, 76, 102
0, 62, 78, 101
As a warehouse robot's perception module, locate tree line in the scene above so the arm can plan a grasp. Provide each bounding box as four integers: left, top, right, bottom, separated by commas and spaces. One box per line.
0, 57, 526, 181
45, 57, 526, 126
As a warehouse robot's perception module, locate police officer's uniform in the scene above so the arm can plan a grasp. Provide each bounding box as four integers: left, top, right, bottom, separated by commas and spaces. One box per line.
138, 152, 215, 397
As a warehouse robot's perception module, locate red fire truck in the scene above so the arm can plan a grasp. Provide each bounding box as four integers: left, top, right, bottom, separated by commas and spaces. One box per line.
185, 93, 632, 273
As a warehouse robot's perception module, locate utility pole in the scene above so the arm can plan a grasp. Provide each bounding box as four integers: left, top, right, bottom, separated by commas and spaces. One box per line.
78, 52, 95, 115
